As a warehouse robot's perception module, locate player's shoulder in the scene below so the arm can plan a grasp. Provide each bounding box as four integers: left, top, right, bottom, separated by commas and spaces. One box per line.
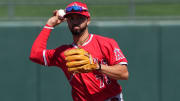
93, 34, 117, 44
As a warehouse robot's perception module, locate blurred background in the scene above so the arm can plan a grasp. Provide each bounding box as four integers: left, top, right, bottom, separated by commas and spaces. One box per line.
1, 0, 180, 20
0, 0, 180, 101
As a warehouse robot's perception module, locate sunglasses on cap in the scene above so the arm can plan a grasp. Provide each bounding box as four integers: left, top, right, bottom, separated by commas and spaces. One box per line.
66, 6, 88, 13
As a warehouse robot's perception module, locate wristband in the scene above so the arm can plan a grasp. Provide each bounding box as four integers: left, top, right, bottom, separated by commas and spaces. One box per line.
44, 26, 54, 29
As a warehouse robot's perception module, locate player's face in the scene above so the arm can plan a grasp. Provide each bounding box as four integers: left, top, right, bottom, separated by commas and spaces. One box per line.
67, 14, 90, 36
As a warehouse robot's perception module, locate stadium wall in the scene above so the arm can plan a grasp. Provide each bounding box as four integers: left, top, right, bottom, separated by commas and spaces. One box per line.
0, 21, 180, 101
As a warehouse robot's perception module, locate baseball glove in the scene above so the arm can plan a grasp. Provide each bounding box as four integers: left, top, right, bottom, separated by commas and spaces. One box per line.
64, 48, 98, 73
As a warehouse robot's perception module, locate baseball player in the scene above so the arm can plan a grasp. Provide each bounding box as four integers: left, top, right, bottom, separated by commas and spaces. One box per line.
29, 1, 129, 101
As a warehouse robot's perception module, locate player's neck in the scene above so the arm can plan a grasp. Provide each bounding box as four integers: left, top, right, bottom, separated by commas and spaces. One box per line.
73, 29, 89, 46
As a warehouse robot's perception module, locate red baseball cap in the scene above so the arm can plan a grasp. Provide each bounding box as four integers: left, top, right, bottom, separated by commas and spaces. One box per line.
64, 1, 90, 18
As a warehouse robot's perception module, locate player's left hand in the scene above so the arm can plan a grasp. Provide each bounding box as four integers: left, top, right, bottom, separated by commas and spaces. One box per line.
64, 48, 99, 73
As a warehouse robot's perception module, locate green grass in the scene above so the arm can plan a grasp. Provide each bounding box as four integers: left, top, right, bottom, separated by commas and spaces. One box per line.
89, 5, 129, 17
0, 6, 8, 17
15, 5, 65, 17
10, 5, 130, 17
136, 4, 180, 16
0, 3, 180, 18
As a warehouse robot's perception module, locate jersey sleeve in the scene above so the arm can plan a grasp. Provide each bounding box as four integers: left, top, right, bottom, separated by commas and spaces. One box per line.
105, 39, 128, 65
42, 48, 62, 66
43, 46, 67, 66
29, 24, 63, 66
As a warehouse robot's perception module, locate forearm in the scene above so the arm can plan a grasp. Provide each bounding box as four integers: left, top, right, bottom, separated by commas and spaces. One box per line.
29, 10, 64, 65
32, 25, 52, 49
100, 64, 129, 80
29, 25, 52, 64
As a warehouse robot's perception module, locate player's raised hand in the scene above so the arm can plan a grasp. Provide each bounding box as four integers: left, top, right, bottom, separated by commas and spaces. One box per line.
46, 10, 66, 27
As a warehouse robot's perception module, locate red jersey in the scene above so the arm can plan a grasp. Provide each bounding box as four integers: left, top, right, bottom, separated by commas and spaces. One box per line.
30, 25, 128, 101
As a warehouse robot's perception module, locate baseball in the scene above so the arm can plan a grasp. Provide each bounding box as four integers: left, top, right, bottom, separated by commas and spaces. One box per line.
58, 9, 66, 17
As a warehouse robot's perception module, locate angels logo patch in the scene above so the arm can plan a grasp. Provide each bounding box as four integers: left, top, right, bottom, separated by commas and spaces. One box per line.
114, 48, 125, 61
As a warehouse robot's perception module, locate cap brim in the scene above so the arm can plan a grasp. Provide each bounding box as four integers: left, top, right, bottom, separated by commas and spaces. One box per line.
64, 12, 90, 18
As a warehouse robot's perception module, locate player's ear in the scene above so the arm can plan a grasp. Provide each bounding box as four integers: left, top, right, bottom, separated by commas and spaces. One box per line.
87, 17, 91, 25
